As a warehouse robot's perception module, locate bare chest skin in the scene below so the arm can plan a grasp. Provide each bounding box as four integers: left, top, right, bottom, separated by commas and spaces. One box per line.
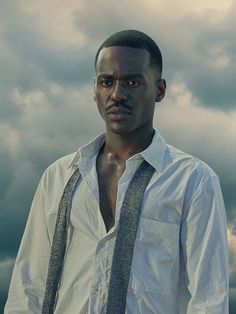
96, 150, 126, 232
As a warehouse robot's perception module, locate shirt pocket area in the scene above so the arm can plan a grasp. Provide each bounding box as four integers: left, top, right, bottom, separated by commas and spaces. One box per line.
129, 217, 180, 295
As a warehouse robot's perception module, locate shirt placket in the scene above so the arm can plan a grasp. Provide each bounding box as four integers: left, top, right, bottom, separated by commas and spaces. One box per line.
88, 159, 142, 313
88, 232, 116, 313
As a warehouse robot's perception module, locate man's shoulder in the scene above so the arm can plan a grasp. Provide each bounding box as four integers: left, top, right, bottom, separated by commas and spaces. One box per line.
47, 151, 78, 172
41, 151, 79, 186
165, 144, 218, 179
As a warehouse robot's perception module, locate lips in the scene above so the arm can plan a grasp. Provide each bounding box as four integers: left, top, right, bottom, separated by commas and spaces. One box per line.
106, 105, 132, 115
106, 105, 132, 121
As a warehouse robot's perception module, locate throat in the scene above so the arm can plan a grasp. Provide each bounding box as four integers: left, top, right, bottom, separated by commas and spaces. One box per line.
96, 149, 126, 232
105, 127, 155, 160
97, 172, 116, 232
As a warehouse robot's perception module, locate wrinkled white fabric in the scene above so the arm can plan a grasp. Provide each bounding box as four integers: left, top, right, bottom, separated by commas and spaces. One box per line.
5, 130, 229, 314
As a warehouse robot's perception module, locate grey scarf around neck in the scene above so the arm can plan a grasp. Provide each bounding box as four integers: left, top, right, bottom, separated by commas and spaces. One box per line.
42, 160, 155, 314
106, 160, 155, 314
42, 167, 81, 314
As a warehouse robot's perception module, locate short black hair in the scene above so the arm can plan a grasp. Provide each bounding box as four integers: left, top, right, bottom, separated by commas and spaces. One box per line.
95, 30, 163, 77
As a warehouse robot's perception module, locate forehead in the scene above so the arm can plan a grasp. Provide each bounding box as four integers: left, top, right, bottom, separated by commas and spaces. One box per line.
96, 46, 151, 74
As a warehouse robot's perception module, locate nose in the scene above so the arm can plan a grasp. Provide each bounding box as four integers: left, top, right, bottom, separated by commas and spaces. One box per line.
111, 80, 128, 102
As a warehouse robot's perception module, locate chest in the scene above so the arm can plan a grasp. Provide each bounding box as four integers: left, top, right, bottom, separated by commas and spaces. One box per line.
96, 161, 125, 232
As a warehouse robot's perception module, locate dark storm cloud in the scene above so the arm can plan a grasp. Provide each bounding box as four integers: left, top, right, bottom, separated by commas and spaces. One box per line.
0, 89, 22, 122
0, 130, 42, 257
0, 0, 235, 311
73, 1, 129, 41
0, 160, 39, 256
179, 7, 236, 110
73, 0, 236, 110
4, 28, 93, 88
165, 13, 236, 110
0, 145, 15, 202
221, 182, 236, 222
0, 3, 93, 92
0, 51, 23, 122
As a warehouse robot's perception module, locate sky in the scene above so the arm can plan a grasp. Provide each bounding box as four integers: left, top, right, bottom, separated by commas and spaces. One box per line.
0, 0, 235, 312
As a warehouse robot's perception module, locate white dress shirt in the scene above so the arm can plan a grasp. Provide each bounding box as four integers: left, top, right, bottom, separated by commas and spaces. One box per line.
5, 130, 229, 313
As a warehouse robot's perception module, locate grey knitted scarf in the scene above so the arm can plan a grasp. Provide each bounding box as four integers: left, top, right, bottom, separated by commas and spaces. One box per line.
42, 168, 81, 313
42, 160, 155, 313
106, 160, 155, 313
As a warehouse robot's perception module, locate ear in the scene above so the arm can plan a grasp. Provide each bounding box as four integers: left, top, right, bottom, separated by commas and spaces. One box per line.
155, 79, 166, 103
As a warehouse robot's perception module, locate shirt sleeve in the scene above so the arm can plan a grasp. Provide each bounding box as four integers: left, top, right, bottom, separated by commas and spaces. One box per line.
180, 169, 229, 314
4, 172, 51, 314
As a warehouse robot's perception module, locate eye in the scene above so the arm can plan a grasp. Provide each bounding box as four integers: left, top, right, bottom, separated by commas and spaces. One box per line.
98, 78, 113, 87
126, 80, 142, 87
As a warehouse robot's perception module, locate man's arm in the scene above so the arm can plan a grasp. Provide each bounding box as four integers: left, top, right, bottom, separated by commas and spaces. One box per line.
181, 168, 229, 314
4, 172, 51, 313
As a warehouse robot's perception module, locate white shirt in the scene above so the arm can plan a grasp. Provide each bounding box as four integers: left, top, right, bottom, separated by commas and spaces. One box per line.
5, 130, 229, 314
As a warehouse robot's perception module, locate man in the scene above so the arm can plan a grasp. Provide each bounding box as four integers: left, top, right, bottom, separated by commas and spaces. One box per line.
5, 30, 228, 313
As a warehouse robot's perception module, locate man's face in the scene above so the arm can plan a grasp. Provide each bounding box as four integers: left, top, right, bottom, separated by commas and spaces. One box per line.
94, 46, 165, 135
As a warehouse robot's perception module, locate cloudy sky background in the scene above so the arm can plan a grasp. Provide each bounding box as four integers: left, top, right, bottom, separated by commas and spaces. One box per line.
0, 0, 235, 312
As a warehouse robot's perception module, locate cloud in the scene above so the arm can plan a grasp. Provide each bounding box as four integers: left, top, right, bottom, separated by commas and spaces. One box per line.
0, 257, 15, 311
179, 8, 236, 110
0, 1, 93, 92
1, 0, 236, 109
72, 0, 236, 110
0, 257, 15, 292
0, 0, 235, 310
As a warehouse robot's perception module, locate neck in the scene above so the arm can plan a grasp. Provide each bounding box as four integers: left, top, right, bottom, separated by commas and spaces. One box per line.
102, 127, 155, 163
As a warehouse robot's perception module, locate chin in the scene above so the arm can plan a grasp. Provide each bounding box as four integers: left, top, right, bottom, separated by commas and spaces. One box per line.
107, 124, 134, 135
